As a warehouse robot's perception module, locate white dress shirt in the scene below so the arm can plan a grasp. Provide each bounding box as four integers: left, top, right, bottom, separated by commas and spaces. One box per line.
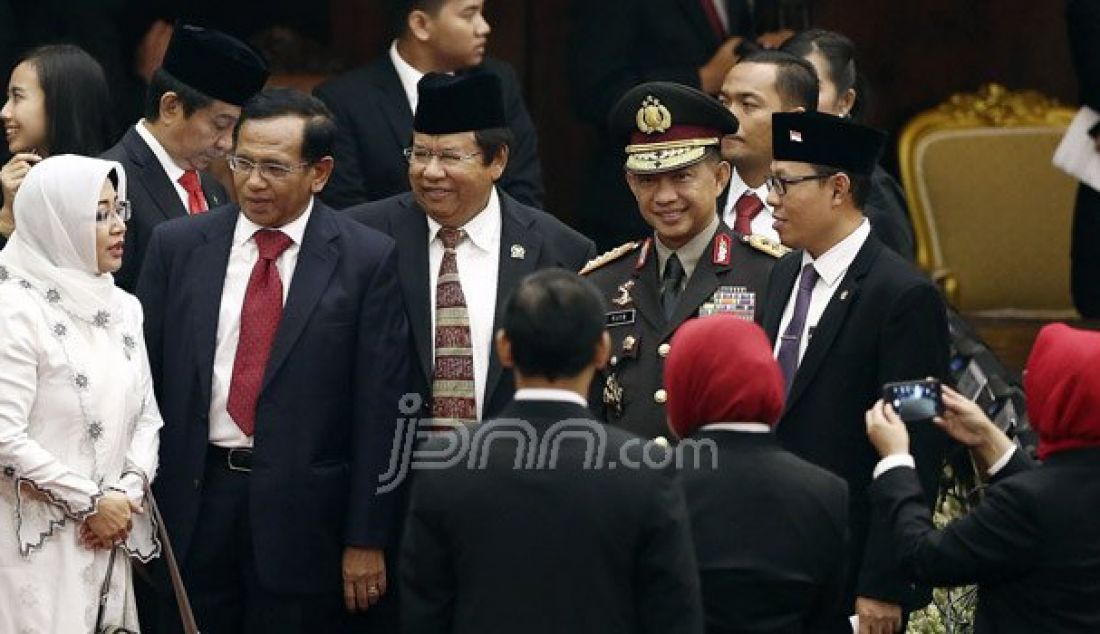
514, 388, 588, 407
721, 168, 778, 239
773, 219, 871, 365
209, 200, 314, 447
134, 119, 191, 210
426, 188, 502, 421
390, 41, 425, 113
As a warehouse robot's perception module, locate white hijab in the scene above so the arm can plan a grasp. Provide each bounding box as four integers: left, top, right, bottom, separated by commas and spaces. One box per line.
0, 154, 127, 319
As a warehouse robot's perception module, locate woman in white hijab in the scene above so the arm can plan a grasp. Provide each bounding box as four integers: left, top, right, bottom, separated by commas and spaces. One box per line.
0, 154, 162, 632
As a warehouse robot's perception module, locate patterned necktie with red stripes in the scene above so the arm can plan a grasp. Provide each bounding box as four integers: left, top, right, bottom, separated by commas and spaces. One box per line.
431, 227, 477, 426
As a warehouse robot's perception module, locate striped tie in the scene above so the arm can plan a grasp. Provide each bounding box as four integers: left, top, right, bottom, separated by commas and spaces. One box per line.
431, 227, 477, 426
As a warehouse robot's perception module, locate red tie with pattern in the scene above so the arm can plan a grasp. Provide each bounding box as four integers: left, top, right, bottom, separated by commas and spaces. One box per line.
733, 191, 765, 236
431, 227, 477, 426
178, 169, 209, 214
227, 229, 294, 436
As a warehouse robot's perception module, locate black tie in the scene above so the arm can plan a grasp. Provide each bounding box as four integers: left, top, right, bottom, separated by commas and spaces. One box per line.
661, 253, 686, 320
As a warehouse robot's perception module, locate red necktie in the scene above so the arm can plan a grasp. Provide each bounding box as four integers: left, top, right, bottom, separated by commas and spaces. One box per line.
178, 170, 209, 214
700, 0, 727, 39
431, 227, 477, 427
227, 229, 294, 436
733, 191, 764, 236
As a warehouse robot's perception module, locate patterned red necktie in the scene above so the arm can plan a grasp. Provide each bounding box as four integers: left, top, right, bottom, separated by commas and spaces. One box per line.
178, 169, 209, 214
700, 0, 728, 39
227, 229, 293, 436
733, 191, 765, 236
431, 227, 477, 426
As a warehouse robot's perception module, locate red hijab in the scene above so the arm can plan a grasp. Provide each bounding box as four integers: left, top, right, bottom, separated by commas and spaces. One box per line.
665, 315, 784, 438
1024, 323, 1100, 460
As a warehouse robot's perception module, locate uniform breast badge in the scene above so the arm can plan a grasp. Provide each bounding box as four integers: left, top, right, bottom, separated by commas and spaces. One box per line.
612, 280, 635, 307
698, 285, 756, 321
603, 373, 624, 418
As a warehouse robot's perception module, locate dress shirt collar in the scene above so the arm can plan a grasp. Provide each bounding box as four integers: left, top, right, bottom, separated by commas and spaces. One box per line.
514, 388, 589, 407
655, 214, 720, 280
425, 187, 502, 254
801, 218, 871, 287
390, 40, 431, 113
233, 198, 314, 248
135, 119, 186, 183
728, 167, 772, 211
697, 422, 773, 433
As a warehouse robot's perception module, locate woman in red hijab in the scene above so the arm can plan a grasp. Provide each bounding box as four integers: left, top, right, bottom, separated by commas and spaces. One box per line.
865, 322, 1100, 633
666, 315, 852, 634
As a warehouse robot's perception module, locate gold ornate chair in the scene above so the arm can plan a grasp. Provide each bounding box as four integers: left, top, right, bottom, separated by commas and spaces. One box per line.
898, 84, 1079, 318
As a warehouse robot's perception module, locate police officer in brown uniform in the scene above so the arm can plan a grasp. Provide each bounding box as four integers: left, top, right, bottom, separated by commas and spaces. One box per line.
583, 81, 785, 439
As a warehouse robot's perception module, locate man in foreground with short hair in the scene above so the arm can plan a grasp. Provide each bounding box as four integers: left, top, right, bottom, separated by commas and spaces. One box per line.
401, 268, 703, 634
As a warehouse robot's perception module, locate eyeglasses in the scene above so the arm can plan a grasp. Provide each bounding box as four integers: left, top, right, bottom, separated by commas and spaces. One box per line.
227, 155, 310, 180
403, 146, 482, 168
765, 172, 837, 196
95, 200, 132, 224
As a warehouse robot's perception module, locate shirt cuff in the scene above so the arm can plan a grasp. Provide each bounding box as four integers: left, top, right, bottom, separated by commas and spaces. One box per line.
873, 453, 915, 479
986, 445, 1018, 477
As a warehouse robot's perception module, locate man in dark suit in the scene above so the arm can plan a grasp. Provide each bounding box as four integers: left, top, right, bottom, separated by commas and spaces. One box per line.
137, 89, 411, 633
584, 81, 784, 440
314, 0, 544, 209
760, 112, 951, 632
103, 24, 268, 292
347, 72, 594, 426
401, 268, 704, 634
1067, 0, 1100, 317
666, 315, 850, 634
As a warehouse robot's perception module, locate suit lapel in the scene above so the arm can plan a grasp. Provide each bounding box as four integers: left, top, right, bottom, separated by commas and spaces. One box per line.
393, 196, 434, 385
261, 202, 341, 391
122, 127, 189, 222
762, 253, 799, 342
485, 195, 543, 404
784, 238, 883, 411
631, 242, 665, 334
201, 174, 226, 208
376, 58, 415, 153
191, 210, 237, 407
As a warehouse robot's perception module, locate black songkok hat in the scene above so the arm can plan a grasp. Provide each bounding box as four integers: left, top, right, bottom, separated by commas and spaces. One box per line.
414, 72, 507, 134
771, 112, 886, 175
161, 24, 269, 106
609, 81, 739, 174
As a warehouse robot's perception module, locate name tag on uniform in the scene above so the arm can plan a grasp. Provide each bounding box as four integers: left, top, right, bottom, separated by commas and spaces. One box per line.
606, 309, 636, 327
698, 286, 755, 321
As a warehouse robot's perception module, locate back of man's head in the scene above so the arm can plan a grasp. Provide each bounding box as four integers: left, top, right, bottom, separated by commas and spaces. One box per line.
737, 50, 819, 112
501, 269, 607, 382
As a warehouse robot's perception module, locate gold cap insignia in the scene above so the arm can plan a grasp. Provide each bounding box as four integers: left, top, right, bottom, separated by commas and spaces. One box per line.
636, 96, 672, 135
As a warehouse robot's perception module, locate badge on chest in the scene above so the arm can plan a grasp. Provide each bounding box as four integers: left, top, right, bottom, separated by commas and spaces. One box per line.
698, 285, 755, 321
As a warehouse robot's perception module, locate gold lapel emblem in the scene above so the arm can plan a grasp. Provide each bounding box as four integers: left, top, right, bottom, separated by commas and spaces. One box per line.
510, 244, 526, 260
636, 96, 672, 134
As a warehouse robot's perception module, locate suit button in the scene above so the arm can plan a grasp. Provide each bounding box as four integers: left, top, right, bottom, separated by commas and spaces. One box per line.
610, 355, 618, 367
193, 479, 201, 490
654, 389, 667, 404
657, 343, 671, 358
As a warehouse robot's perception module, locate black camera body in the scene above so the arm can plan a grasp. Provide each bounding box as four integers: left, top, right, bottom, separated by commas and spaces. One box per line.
882, 378, 944, 423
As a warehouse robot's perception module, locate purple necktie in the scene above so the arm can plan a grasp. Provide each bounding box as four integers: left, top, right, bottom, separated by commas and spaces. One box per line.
777, 263, 819, 396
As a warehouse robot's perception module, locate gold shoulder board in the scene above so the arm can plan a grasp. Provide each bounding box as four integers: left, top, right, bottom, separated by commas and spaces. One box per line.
579, 241, 640, 276
744, 234, 791, 259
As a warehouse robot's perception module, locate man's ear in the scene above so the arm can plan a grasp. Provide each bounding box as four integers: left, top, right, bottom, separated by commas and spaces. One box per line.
408, 10, 433, 43
495, 329, 514, 369
593, 331, 611, 370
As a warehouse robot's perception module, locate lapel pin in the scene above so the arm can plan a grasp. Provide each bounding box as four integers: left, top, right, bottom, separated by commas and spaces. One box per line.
510, 244, 525, 260
839, 290, 849, 301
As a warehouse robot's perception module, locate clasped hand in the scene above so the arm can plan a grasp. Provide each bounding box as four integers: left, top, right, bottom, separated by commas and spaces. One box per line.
80, 490, 142, 550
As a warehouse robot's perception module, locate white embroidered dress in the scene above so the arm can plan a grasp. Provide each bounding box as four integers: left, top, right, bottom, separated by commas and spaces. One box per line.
0, 155, 162, 633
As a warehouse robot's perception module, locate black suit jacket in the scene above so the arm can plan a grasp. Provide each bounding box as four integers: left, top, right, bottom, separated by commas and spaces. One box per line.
679, 430, 851, 634
102, 125, 228, 292
401, 398, 704, 634
136, 202, 412, 594
761, 234, 952, 607
314, 56, 544, 209
871, 447, 1100, 633
346, 191, 596, 420
865, 166, 915, 262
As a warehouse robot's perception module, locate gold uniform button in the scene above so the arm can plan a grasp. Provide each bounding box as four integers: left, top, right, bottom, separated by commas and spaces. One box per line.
610, 355, 618, 367
654, 389, 667, 404
657, 343, 671, 358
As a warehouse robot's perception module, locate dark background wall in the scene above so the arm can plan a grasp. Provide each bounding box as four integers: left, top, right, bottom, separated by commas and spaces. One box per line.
1, 0, 1078, 223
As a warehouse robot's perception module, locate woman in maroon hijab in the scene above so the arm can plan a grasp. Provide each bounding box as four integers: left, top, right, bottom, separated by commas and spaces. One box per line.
866, 323, 1100, 634
666, 315, 852, 634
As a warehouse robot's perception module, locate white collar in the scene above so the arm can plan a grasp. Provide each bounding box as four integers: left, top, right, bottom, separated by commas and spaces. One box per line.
698, 422, 773, 433
390, 40, 426, 113
802, 218, 871, 287
514, 388, 588, 407
425, 187, 502, 253
135, 119, 186, 184
728, 167, 772, 211
233, 198, 314, 248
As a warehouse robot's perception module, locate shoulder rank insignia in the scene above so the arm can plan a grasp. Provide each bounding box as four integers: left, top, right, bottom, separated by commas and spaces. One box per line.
579, 241, 640, 276
743, 234, 791, 259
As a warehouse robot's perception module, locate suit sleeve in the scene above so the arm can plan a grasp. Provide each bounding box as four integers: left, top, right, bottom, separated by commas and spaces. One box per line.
870, 466, 1040, 587
399, 473, 455, 634
806, 483, 853, 634
345, 241, 414, 547
636, 459, 705, 634
497, 64, 546, 209
990, 447, 1035, 483
135, 225, 168, 397
866, 170, 915, 262
859, 281, 953, 601
315, 84, 369, 209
